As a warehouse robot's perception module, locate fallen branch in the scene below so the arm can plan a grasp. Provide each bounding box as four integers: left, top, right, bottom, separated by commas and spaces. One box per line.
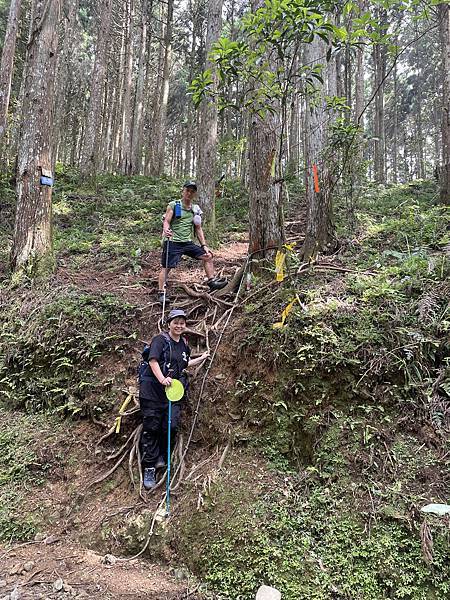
185, 448, 219, 481
240, 280, 277, 305
210, 307, 231, 332
184, 327, 206, 338
106, 425, 140, 462
96, 424, 116, 447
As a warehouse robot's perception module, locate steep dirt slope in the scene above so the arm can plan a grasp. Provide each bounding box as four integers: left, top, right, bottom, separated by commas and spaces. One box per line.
0, 240, 248, 600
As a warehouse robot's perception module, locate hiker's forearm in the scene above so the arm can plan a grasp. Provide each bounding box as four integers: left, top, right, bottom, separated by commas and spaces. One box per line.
195, 225, 207, 246
188, 352, 209, 367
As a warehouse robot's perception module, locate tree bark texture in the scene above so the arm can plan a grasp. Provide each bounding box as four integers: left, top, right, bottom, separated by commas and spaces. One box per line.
354, 0, 366, 125
392, 61, 398, 183
130, 0, 151, 175
11, 0, 61, 273
80, 0, 112, 176
197, 0, 222, 226
54, 0, 78, 169
288, 94, 300, 177
0, 0, 22, 146
248, 112, 284, 258
414, 22, 425, 179
439, 3, 450, 204
120, 0, 134, 174
247, 0, 284, 260
184, 0, 201, 176
150, 0, 173, 175
373, 40, 386, 183
301, 34, 335, 261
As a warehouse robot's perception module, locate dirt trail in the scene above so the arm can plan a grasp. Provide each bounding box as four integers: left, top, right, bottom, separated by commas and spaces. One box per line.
0, 539, 200, 599
1, 240, 250, 599
56, 240, 248, 306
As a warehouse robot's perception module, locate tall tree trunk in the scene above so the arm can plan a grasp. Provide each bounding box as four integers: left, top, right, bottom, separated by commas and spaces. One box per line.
247, 0, 284, 260
392, 60, 398, 183
0, 0, 22, 162
130, 0, 151, 175
144, 31, 164, 175
288, 94, 300, 177
414, 22, 425, 179
11, 0, 61, 273
373, 40, 386, 183
151, 0, 173, 175
433, 93, 441, 173
439, 3, 450, 204
54, 0, 78, 168
354, 1, 365, 126
184, 0, 200, 176
112, 21, 127, 172
301, 34, 336, 261
197, 0, 222, 227
80, 0, 112, 176
344, 42, 352, 113
354, 44, 364, 124
120, 0, 134, 174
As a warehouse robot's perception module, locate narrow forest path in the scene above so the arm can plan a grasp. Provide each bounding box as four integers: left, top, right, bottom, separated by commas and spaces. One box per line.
0, 239, 251, 600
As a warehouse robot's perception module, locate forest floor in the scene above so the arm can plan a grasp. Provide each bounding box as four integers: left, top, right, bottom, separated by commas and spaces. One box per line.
1, 175, 449, 600
0, 235, 249, 600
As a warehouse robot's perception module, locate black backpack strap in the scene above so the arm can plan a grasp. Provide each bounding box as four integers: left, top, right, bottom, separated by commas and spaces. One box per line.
161, 332, 173, 376
141, 344, 151, 362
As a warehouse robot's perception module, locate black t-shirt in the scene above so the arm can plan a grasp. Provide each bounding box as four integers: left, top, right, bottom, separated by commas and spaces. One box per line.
148, 333, 190, 380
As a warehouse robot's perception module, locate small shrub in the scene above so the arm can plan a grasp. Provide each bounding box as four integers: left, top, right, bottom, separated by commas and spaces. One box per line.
0, 288, 138, 414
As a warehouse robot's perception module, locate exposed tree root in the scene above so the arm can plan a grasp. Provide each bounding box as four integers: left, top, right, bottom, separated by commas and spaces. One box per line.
91, 255, 251, 560
215, 264, 245, 297
179, 283, 234, 307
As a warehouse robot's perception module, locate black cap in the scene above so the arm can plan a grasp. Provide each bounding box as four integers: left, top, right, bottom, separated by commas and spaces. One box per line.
183, 180, 197, 190
167, 309, 187, 323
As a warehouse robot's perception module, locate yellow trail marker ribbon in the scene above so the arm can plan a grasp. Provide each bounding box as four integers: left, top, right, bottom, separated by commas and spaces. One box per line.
283, 242, 297, 252
275, 250, 286, 282
272, 297, 298, 329
115, 393, 133, 434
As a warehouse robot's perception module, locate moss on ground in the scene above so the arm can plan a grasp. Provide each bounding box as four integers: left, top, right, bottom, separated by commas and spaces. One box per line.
174, 181, 449, 599
0, 287, 139, 414
175, 444, 449, 600
0, 175, 448, 598
0, 407, 64, 542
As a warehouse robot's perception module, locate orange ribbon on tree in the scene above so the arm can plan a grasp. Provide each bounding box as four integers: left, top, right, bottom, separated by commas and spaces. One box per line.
312, 164, 320, 193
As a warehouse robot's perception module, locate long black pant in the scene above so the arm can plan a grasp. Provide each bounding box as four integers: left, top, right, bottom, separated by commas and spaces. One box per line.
139, 396, 182, 468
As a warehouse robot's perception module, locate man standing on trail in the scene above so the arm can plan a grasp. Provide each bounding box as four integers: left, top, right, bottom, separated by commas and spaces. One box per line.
157, 181, 227, 304
138, 308, 209, 490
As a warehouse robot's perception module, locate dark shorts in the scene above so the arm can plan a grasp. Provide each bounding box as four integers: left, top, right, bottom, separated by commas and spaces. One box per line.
161, 241, 206, 269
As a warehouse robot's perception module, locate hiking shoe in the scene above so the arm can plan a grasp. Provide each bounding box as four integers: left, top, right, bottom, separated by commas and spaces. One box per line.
157, 291, 171, 305
143, 467, 156, 490
155, 455, 167, 469
207, 277, 227, 291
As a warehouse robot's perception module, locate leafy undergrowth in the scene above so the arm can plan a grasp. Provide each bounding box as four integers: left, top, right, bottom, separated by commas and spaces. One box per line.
0, 286, 138, 415
52, 168, 174, 260
175, 452, 449, 600
0, 173, 15, 273
172, 181, 450, 599
0, 176, 448, 600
